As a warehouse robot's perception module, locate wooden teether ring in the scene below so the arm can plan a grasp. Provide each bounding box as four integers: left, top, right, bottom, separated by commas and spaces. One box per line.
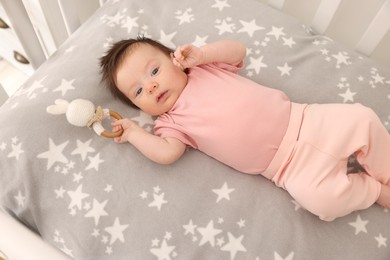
101, 110, 124, 138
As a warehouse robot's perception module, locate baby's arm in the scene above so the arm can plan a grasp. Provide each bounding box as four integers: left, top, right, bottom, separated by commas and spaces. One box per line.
112, 119, 186, 164
173, 40, 246, 69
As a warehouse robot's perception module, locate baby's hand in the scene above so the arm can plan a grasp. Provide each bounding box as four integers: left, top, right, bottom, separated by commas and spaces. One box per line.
111, 118, 143, 144
172, 44, 203, 69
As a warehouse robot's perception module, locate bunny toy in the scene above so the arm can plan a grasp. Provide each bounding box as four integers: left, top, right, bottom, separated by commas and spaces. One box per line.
46, 99, 123, 138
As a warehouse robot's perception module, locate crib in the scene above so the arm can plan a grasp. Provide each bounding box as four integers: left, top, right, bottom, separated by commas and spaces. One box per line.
0, 0, 390, 259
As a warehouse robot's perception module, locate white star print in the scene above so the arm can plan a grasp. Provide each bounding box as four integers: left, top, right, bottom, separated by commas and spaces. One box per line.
14, 190, 26, 207
372, 73, 385, 84
121, 15, 139, 33
212, 0, 231, 11
277, 62, 292, 76
220, 232, 246, 260
105, 217, 129, 245
148, 192, 168, 211
71, 139, 95, 161
246, 55, 268, 74
282, 37, 296, 48
175, 9, 194, 25
338, 88, 356, 103
215, 19, 235, 35
150, 239, 176, 260
266, 26, 285, 40
85, 199, 109, 226
237, 19, 264, 37
37, 138, 69, 170
132, 111, 155, 127
197, 220, 222, 247
53, 79, 76, 96
23, 76, 46, 99
212, 182, 235, 203
192, 35, 208, 47
274, 251, 294, 260
332, 52, 350, 67
85, 153, 104, 171
7, 142, 24, 160
67, 184, 90, 210
104, 11, 124, 27
55, 186, 66, 198
183, 219, 197, 235
348, 215, 368, 235
375, 233, 387, 248
158, 30, 177, 49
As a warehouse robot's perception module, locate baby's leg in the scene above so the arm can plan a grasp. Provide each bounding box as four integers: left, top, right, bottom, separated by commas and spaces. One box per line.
376, 184, 390, 209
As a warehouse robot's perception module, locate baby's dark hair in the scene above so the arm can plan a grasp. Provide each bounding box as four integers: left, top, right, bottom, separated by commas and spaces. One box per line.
99, 35, 174, 108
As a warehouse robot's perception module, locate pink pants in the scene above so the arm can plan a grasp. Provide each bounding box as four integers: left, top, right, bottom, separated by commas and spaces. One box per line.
263, 103, 390, 221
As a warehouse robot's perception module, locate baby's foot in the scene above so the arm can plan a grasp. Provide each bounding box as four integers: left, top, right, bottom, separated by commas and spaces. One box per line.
376, 184, 390, 209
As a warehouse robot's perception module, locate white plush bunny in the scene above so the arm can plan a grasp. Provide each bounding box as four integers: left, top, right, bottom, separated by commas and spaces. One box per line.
46, 99, 123, 138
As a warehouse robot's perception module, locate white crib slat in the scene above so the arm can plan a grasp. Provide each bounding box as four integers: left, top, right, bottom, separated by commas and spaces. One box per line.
311, 0, 342, 34
268, 0, 285, 10
57, 0, 81, 36
355, 1, 390, 56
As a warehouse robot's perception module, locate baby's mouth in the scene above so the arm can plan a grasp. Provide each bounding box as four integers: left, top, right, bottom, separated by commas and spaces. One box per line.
157, 91, 168, 102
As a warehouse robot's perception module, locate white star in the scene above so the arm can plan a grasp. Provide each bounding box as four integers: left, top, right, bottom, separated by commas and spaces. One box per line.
148, 192, 168, 211
132, 111, 155, 127
192, 35, 208, 47
150, 239, 176, 260
73, 172, 83, 183
372, 73, 385, 84
197, 220, 222, 247
85, 199, 109, 226
7, 142, 24, 160
14, 190, 26, 207
71, 139, 95, 161
183, 219, 197, 235
266, 26, 285, 40
237, 219, 246, 228
37, 138, 69, 170
274, 251, 294, 260
175, 9, 194, 25
105, 217, 129, 245
211, 0, 231, 11
105, 11, 124, 27
0, 142, 6, 151
215, 19, 235, 35
246, 55, 268, 74
348, 215, 368, 235
375, 233, 387, 247
121, 15, 139, 33
23, 76, 46, 99
237, 19, 264, 37
54, 79, 76, 96
85, 153, 104, 171
221, 232, 246, 260
67, 184, 90, 210
282, 37, 296, 48
55, 186, 66, 198
212, 182, 235, 203
158, 30, 177, 49
332, 52, 350, 67
105, 184, 113, 193
338, 88, 356, 103
277, 62, 292, 76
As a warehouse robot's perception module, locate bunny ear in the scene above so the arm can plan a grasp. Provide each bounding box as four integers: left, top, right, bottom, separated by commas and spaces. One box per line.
46, 99, 69, 115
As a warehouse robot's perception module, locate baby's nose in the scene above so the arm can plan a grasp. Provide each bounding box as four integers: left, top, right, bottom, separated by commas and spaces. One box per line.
147, 82, 158, 94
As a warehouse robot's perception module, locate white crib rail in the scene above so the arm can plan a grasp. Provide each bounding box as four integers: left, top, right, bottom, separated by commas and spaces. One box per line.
264, 0, 390, 60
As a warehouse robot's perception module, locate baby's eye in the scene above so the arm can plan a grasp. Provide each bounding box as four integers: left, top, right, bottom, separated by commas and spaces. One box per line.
151, 67, 159, 76
135, 87, 143, 97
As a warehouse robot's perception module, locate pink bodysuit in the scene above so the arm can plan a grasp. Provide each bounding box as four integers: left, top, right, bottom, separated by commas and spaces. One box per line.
154, 62, 390, 221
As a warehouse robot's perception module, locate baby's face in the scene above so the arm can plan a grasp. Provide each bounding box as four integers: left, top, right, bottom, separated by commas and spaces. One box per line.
116, 44, 188, 116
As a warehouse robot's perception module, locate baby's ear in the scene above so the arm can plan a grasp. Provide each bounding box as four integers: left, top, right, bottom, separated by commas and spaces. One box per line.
46, 99, 69, 115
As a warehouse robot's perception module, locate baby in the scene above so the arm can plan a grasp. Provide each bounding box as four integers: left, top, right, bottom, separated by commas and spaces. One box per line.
100, 36, 390, 221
